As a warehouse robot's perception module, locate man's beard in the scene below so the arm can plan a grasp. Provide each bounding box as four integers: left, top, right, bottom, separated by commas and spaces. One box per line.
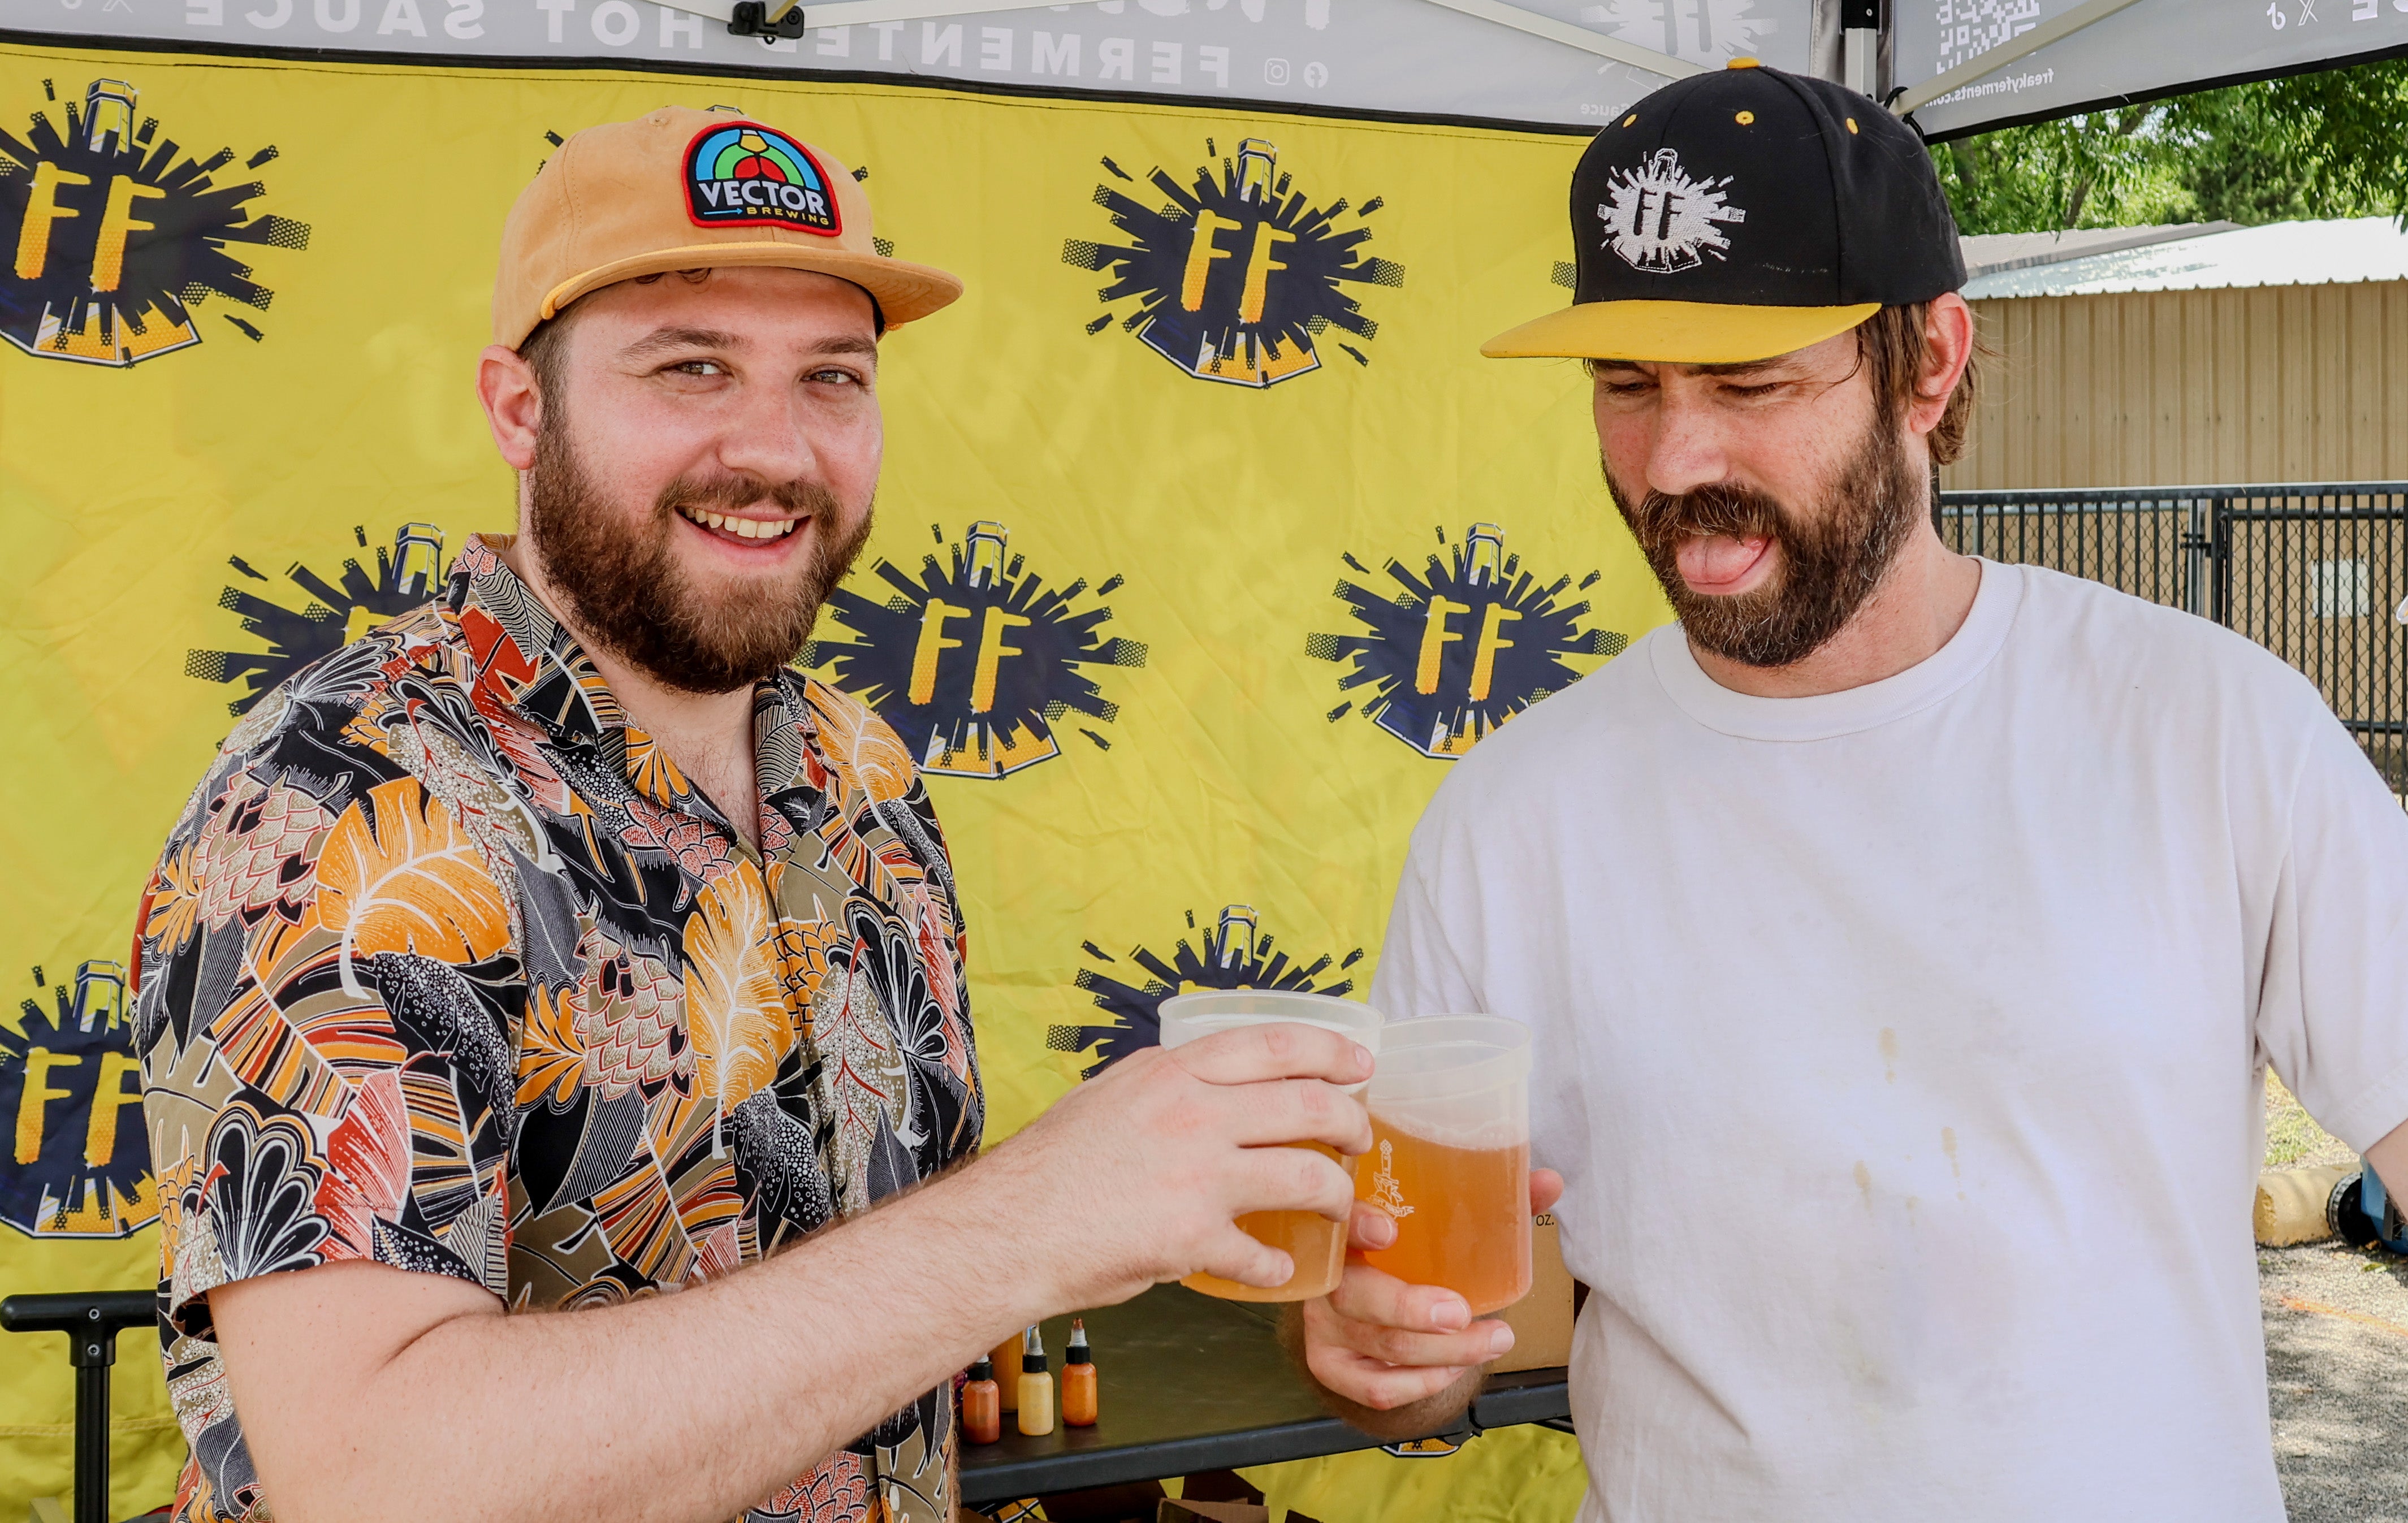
1605, 410, 1926, 669
526, 417, 872, 695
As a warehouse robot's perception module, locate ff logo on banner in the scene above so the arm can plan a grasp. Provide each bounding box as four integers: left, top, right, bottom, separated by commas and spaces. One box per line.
3, 960, 158, 1239
1308, 522, 1629, 759
810, 521, 1147, 780
1, 77, 309, 367
187, 523, 449, 715
1064, 135, 1403, 388
1047, 905, 1363, 1075
683, 122, 841, 235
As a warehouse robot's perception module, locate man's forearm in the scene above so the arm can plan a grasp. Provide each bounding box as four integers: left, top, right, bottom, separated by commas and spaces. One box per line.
1277, 1306, 1483, 1444
232, 1155, 1047, 1523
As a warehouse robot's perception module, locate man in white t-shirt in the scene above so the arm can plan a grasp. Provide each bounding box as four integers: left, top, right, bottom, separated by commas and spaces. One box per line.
1294, 61, 2408, 1520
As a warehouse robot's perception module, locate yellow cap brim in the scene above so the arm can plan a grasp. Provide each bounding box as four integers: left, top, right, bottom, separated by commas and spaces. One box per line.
541, 242, 964, 332
1480, 300, 1880, 364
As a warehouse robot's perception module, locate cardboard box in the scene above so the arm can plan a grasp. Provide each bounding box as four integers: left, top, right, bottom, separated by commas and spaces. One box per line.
1491, 1212, 1573, 1374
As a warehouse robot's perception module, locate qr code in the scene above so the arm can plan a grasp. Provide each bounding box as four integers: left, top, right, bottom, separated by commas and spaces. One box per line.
1929, 0, 2042, 72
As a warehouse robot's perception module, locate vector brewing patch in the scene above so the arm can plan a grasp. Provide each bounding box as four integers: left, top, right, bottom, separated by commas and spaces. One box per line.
684, 122, 841, 235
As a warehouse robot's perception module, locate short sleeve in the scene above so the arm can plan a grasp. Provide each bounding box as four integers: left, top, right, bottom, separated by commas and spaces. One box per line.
2254, 717, 2408, 1153
1368, 848, 1483, 1023
136, 747, 521, 1338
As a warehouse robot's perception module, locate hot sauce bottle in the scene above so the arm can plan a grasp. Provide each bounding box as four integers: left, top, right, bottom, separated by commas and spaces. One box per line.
962, 1357, 1002, 1445
990, 1335, 1023, 1412
1062, 1319, 1097, 1427
1015, 1325, 1054, 1437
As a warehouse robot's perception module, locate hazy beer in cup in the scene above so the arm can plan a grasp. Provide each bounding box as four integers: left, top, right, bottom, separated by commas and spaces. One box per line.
1356, 1014, 1533, 1316
1155, 990, 1384, 1302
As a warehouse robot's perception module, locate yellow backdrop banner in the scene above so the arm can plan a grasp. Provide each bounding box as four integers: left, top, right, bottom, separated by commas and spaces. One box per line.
0, 38, 1666, 1517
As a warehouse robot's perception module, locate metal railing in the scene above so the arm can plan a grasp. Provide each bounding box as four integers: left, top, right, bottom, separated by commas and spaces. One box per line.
1938, 483, 2408, 793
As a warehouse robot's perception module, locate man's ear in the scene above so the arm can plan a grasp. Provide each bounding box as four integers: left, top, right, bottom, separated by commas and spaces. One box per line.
1904, 293, 1975, 440
477, 343, 543, 473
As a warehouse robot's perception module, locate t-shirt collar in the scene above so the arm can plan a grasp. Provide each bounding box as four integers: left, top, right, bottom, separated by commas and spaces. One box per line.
1649, 557, 2025, 742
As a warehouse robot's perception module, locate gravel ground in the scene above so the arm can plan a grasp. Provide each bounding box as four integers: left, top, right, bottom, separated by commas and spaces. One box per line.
2264, 1241, 2408, 1521
2261, 1071, 2408, 1520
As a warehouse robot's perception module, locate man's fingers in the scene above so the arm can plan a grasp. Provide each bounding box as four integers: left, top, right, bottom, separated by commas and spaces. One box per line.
1325, 1309, 1512, 1370
1236, 1142, 1360, 1223
1304, 1341, 1474, 1413
1329, 1261, 1473, 1335
1347, 1199, 1399, 1251
1194, 1225, 1295, 1291
1529, 1168, 1565, 1215
1221, 1078, 1374, 1156
1170, 1022, 1375, 1089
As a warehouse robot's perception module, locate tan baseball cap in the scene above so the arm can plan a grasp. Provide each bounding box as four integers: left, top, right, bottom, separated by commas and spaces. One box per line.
492, 105, 963, 348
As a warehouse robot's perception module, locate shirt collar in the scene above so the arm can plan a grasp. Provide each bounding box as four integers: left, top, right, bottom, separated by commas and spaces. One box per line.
446, 533, 826, 794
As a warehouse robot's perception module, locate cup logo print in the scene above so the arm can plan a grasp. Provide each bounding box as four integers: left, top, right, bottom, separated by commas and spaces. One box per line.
187, 523, 449, 716
808, 521, 1146, 780
1368, 1139, 1413, 1221
683, 122, 841, 235
2, 961, 157, 1239
1, 77, 310, 367
1602, 148, 1745, 274
1048, 905, 1363, 1075
1307, 523, 1629, 759
1064, 135, 1404, 388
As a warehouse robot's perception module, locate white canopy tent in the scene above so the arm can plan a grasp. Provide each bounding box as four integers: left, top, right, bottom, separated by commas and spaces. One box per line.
6, 0, 2399, 140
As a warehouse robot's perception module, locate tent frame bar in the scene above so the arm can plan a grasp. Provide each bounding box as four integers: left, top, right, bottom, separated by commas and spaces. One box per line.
1888, 0, 2148, 116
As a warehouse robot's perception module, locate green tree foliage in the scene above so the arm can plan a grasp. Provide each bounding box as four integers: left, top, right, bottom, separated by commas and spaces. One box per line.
1934, 57, 2408, 235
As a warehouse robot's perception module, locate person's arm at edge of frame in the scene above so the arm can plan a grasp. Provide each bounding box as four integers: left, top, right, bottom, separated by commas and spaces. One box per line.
208, 1024, 1374, 1523
1279, 1171, 1566, 1444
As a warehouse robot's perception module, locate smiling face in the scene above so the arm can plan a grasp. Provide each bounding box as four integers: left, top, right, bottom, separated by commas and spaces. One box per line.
1592, 327, 1929, 669
509, 266, 883, 694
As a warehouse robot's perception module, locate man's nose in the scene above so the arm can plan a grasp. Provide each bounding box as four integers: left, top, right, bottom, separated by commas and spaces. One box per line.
716, 382, 818, 490
1642, 391, 1734, 500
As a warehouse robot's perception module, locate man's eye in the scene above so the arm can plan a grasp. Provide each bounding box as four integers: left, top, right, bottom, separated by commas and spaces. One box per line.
809, 367, 862, 386
668, 359, 726, 377
1723, 381, 1782, 399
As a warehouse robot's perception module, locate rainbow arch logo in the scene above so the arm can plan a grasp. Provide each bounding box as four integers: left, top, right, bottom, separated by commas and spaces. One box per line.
682, 122, 841, 235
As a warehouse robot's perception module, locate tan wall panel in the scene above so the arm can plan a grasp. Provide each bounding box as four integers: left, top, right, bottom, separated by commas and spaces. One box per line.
1949, 280, 2408, 490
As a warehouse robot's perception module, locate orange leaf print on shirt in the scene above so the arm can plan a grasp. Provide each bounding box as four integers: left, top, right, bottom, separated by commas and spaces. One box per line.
683, 871, 792, 1114
309, 777, 511, 996
808, 686, 915, 806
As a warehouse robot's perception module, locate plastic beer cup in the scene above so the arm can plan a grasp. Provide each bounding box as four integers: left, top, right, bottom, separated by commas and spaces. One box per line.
1156, 989, 1384, 1303
1355, 1014, 1533, 1316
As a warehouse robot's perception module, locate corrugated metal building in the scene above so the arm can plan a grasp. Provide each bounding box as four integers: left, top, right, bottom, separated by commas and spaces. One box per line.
1941, 217, 2408, 491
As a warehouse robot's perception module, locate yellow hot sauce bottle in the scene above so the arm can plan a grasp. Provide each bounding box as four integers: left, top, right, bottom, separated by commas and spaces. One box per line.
1015, 1325, 1054, 1437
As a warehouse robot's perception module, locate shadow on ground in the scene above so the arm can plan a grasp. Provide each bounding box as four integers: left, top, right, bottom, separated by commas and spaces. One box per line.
2265, 1241, 2408, 1522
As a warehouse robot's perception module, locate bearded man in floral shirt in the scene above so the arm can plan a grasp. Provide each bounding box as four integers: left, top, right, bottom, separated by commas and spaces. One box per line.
133, 108, 1375, 1523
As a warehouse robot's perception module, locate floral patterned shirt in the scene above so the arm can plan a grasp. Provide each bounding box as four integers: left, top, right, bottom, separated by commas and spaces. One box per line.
133, 536, 982, 1523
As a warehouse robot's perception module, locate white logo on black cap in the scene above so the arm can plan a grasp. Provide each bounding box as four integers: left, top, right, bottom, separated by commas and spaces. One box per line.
1600, 149, 1745, 275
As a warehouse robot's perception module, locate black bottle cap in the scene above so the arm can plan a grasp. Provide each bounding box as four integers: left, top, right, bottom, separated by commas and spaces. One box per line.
969, 1357, 992, 1382
1023, 1351, 1049, 1374
1065, 1344, 1092, 1366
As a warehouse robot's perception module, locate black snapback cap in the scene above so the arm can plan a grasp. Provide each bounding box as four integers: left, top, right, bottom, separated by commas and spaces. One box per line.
1484, 60, 1966, 365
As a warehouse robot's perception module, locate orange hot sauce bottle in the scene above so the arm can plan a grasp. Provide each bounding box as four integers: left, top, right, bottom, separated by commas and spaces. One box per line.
989, 1336, 1023, 1412
1015, 1326, 1055, 1438
1062, 1319, 1098, 1427
962, 1357, 1002, 1446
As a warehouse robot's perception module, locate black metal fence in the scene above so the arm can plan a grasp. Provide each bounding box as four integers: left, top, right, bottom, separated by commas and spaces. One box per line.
1936, 483, 2408, 791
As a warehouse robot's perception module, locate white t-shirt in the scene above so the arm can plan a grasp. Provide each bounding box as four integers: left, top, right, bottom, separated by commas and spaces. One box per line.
1371, 560, 2408, 1522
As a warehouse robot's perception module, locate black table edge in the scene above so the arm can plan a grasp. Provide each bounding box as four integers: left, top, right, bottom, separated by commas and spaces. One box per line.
958, 1370, 1570, 1503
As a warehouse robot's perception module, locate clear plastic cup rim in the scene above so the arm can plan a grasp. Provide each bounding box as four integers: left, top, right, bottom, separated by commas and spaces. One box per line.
1367, 1013, 1531, 1102
1156, 989, 1385, 1051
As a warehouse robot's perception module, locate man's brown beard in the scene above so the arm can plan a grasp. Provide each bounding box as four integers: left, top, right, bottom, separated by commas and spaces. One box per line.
526, 412, 872, 695
1604, 408, 1926, 669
